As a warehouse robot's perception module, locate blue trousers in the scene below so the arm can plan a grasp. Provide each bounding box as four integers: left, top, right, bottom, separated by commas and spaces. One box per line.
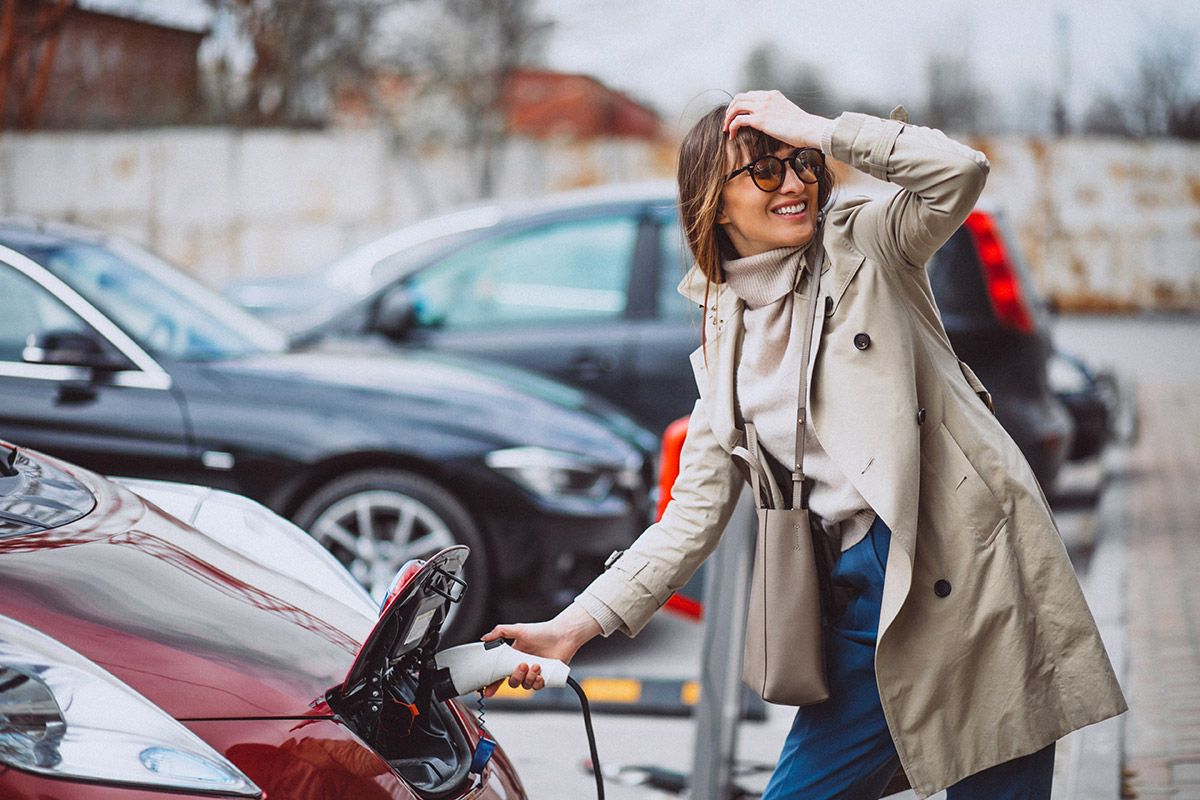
761, 514, 1055, 800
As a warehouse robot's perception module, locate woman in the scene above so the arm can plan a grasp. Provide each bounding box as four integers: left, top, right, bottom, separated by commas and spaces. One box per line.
481, 91, 1127, 799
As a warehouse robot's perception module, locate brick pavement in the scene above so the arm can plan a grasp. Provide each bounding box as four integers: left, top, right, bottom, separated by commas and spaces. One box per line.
1123, 383, 1200, 799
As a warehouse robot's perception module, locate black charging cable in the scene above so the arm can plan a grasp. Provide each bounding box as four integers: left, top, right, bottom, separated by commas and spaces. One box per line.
566, 676, 605, 800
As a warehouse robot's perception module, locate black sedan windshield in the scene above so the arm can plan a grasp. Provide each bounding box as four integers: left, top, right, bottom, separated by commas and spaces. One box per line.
31, 240, 286, 362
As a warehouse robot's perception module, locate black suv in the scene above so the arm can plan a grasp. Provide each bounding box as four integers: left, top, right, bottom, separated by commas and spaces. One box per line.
230, 184, 1074, 491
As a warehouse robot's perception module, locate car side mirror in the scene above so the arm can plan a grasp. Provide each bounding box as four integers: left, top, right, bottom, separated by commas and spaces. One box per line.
23, 330, 132, 371
375, 287, 417, 340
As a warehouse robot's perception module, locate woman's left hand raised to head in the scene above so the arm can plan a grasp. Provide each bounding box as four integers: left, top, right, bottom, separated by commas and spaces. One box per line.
723, 90, 833, 149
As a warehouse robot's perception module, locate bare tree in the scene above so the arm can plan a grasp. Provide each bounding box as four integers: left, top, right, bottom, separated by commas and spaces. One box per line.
1081, 26, 1200, 139
203, 0, 384, 126
741, 42, 778, 92
1129, 27, 1200, 138
0, 0, 74, 130
739, 42, 844, 119
366, 0, 552, 199
1079, 92, 1136, 137
923, 52, 990, 134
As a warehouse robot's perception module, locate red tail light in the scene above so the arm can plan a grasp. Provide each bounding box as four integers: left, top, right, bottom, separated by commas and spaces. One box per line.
963, 210, 1035, 333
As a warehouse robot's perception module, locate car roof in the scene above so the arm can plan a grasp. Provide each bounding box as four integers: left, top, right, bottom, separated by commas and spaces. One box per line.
0, 216, 113, 249
489, 179, 677, 218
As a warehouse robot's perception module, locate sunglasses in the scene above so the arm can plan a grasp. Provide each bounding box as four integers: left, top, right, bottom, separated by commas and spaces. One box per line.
725, 147, 826, 192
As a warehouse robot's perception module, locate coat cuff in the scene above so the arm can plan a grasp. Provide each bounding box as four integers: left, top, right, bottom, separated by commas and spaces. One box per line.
574, 549, 670, 637
571, 595, 623, 638
819, 118, 837, 157
827, 111, 906, 182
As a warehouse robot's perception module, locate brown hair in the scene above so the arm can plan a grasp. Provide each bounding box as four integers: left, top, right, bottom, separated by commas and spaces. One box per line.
676, 104, 836, 356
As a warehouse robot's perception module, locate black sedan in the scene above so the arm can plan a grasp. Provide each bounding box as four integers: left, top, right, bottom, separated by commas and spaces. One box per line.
229, 183, 1078, 492
0, 219, 658, 640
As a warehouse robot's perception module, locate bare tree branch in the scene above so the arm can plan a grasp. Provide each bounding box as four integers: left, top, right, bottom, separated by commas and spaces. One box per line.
1081, 25, 1200, 139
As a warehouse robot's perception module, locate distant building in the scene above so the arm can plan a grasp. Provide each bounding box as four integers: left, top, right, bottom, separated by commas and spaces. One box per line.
334, 68, 663, 141
1, 0, 211, 130
502, 69, 661, 140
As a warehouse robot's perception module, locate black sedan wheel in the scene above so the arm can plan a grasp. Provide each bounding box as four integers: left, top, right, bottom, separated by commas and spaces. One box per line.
294, 469, 490, 640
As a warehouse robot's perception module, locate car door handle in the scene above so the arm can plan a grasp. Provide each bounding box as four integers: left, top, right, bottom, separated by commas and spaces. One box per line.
569, 353, 616, 382
56, 381, 97, 404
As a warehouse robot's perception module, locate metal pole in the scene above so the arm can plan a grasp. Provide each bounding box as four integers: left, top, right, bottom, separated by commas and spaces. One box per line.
690, 486, 757, 800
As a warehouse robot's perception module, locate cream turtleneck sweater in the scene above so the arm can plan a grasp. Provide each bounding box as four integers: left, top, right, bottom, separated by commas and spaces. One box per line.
723, 241, 877, 553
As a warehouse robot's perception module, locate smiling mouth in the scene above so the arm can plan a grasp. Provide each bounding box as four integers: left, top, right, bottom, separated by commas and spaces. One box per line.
772, 201, 807, 216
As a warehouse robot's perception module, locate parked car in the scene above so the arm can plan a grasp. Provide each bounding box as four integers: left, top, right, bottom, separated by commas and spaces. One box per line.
0, 218, 658, 641
0, 440, 527, 799
226, 183, 702, 439
923, 206, 1074, 487
229, 183, 1078, 492
1047, 349, 1116, 461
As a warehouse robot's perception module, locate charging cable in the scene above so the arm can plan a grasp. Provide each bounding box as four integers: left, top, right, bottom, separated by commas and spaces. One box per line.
567, 675, 604, 800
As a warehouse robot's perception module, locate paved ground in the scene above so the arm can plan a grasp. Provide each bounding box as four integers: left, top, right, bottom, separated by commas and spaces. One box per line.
482, 314, 1200, 799
1121, 382, 1200, 799
1055, 314, 1200, 799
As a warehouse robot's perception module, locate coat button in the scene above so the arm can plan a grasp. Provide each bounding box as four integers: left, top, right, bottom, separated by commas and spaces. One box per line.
934, 579, 952, 598
853, 332, 871, 350
917, 407, 927, 424
824, 296, 833, 317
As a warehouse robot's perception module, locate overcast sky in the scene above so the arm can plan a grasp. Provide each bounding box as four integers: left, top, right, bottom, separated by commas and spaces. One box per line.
537, 0, 1200, 133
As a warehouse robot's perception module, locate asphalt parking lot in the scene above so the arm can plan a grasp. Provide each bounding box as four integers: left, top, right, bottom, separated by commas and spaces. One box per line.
480, 313, 1200, 800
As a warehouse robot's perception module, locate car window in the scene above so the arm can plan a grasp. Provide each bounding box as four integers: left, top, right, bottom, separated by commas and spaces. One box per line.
0, 266, 93, 362
31, 241, 275, 361
927, 227, 993, 320
656, 217, 694, 319
405, 216, 638, 330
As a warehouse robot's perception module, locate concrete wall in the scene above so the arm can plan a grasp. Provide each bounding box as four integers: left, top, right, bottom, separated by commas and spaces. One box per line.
0, 128, 675, 288
975, 136, 1200, 312
0, 127, 1196, 311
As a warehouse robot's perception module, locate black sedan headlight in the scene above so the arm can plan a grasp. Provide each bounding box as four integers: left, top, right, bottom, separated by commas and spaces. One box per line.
485, 446, 643, 513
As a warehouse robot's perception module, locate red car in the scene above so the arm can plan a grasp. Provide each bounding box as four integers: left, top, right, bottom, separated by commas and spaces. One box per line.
0, 441, 526, 799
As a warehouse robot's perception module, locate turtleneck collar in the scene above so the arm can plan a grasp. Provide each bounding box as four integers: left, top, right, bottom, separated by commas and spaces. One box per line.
722, 235, 815, 309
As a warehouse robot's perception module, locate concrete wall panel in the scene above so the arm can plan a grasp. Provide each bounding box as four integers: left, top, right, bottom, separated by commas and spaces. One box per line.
1, 127, 1196, 312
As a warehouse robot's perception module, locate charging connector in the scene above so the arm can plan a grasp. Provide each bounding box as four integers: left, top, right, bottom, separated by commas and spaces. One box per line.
433, 641, 606, 799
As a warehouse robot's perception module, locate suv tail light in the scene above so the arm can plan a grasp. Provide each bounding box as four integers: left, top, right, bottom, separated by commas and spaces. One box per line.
963, 210, 1035, 333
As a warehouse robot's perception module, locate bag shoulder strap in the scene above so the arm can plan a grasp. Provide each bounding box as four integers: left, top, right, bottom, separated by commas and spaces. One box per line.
792, 229, 825, 509
744, 422, 764, 507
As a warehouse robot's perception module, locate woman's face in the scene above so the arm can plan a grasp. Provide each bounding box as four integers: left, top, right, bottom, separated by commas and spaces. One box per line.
717, 144, 820, 258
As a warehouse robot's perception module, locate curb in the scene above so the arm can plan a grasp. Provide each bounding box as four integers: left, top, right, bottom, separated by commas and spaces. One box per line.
1061, 444, 1130, 800
470, 675, 768, 720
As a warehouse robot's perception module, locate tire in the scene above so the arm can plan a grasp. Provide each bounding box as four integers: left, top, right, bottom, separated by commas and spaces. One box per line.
293, 468, 491, 643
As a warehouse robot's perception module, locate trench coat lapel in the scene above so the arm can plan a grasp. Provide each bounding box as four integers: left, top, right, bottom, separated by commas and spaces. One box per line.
679, 243, 851, 455
681, 245, 917, 639
681, 274, 745, 452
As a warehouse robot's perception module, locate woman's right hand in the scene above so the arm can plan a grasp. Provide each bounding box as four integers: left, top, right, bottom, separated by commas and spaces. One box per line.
722, 90, 831, 149
479, 603, 603, 698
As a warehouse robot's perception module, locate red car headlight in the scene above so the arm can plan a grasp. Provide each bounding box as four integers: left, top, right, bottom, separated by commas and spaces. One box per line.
0, 615, 261, 797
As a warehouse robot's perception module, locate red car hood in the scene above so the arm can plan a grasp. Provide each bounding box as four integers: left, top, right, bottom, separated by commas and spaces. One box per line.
0, 461, 374, 719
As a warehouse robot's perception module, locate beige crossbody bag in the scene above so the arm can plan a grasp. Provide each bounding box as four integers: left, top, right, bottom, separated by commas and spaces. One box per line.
739, 234, 832, 707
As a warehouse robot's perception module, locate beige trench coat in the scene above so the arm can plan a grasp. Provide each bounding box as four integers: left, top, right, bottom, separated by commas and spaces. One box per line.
578, 110, 1127, 797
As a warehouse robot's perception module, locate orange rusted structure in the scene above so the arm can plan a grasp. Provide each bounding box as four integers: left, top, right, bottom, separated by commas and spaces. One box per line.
0, 0, 206, 130
656, 415, 705, 619
656, 415, 690, 523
